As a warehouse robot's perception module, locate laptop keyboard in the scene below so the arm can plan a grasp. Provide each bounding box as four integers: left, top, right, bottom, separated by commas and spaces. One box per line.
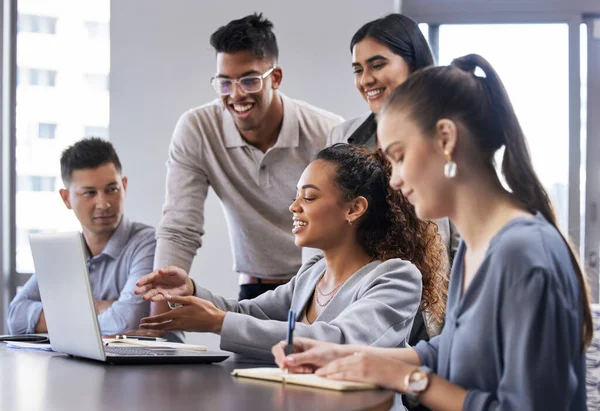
105, 346, 176, 356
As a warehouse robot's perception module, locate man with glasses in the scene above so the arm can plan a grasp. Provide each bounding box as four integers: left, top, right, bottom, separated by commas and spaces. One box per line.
151, 13, 343, 309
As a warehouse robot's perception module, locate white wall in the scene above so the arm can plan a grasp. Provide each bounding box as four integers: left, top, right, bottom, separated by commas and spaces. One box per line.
110, 0, 393, 348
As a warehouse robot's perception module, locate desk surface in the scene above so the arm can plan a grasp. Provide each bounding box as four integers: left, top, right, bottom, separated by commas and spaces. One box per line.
0, 345, 395, 411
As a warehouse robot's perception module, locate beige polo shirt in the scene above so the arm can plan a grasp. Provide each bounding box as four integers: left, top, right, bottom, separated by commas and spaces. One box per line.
154, 93, 343, 279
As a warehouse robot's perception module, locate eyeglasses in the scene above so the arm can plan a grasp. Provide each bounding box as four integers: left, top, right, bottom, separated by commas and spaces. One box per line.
210, 67, 276, 96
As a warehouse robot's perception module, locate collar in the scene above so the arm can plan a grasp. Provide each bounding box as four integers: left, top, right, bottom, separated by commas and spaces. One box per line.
88, 216, 132, 260
222, 93, 299, 149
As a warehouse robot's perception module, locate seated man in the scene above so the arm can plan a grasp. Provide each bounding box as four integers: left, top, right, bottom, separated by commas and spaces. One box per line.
8, 138, 156, 336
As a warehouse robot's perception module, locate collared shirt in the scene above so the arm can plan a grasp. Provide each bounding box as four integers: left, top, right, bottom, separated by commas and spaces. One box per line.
154, 93, 343, 278
8, 217, 156, 336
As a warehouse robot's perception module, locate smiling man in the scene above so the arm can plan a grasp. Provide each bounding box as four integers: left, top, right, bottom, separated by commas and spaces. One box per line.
153, 13, 343, 304
7, 138, 156, 336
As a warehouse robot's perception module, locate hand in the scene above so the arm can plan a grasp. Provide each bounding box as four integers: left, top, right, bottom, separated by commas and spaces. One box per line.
94, 299, 116, 315
139, 295, 225, 334
315, 350, 415, 392
271, 337, 360, 373
134, 266, 194, 302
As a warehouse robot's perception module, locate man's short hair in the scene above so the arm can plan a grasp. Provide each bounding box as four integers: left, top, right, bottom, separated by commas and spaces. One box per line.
210, 13, 279, 63
60, 137, 122, 186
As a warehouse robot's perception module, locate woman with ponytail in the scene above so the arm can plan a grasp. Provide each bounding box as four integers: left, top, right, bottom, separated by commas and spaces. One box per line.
272, 54, 590, 410
135, 143, 447, 360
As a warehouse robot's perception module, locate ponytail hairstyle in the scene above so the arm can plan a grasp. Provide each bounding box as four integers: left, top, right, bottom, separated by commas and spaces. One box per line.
380, 53, 593, 349
316, 143, 449, 327
350, 14, 433, 72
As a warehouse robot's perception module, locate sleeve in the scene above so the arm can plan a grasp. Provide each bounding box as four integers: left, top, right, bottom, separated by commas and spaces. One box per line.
97, 234, 155, 335
219, 260, 422, 360
464, 268, 580, 411
154, 111, 210, 272
7, 275, 44, 334
195, 276, 296, 321
414, 335, 441, 371
325, 122, 347, 147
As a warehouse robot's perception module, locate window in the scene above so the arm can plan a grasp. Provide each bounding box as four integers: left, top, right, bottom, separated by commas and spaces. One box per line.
18, 14, 57, 34
85, 73, 109, 91
15, 0, 111, 274
85, 21, 109, 40
84, 126, 109, 139
18, 176, 56, 192
438, 24, 570, 230
17, 68, 57, 87
38, 123, 56, 139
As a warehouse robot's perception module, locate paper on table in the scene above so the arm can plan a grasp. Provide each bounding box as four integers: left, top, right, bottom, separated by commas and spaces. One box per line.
231, 367, 379, 391
102, 338, 207, 351
5, 341, 53, 351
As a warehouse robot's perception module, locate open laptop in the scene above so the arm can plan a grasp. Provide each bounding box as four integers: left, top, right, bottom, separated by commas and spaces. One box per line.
29, 231, 229, 365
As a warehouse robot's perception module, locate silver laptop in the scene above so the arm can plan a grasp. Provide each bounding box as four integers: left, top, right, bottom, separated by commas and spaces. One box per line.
29, 231, 229, 365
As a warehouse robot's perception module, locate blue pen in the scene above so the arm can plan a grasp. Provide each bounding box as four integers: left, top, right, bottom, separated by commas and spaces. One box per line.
285, 310, 296, 356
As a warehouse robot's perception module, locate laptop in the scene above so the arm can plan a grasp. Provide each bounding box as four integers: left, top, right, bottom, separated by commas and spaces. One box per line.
29, 231, 230, 365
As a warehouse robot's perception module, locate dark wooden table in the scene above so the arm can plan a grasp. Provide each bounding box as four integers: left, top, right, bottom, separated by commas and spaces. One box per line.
0, 345, 395, 411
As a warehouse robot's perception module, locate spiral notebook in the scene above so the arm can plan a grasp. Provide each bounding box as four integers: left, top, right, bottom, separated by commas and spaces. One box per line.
231, 367, 378, 391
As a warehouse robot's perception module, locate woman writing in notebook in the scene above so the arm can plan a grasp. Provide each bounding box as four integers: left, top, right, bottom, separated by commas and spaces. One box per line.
272, 54, 590, 410
135, 143, 448, 360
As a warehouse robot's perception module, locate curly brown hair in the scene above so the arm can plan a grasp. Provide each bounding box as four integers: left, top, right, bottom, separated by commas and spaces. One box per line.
316, 144, 449, 326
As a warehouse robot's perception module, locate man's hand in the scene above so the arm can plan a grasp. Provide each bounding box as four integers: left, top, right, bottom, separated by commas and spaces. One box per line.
94, 300, 116, 315
35, 310, 48, 333
139, 295, 225, 334
134, 266, 194, 302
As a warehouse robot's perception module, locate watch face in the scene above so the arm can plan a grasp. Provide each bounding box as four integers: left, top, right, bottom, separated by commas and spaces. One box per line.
408, 371, 429, 392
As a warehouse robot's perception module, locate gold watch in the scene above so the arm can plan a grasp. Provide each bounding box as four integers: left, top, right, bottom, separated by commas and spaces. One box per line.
404, 366, 431, 396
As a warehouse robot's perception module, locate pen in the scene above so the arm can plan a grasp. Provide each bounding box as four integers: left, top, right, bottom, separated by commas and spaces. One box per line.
285, 310, 296, 356
114, 335, 166, 341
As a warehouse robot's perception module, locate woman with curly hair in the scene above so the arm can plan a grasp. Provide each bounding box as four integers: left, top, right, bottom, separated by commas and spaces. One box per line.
134, 143, 448, 360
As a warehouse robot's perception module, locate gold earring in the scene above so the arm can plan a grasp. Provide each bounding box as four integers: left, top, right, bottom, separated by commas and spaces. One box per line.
444, 150, 457, 179
347, 219, 353, 227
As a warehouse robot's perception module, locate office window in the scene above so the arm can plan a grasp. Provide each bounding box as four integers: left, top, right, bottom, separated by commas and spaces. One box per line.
438, 24, 569, 230
84, 126, 109, 139
38, 123, 56, 139
18, 176, 56, 192
85, 73, 109, 91
15, 0, 111, 274
18, 14, 57, 34
85, 21, 109, 40
17, 68, 57, 87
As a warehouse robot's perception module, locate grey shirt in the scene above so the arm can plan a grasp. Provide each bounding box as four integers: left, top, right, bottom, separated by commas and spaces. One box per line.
155, 94, 343, 278
8, 217, 156, 336
414, 213, 586, 410
195, 255, 422, 360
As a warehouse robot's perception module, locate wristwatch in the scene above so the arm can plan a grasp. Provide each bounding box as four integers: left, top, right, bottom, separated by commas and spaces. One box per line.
404, 366, 432, 397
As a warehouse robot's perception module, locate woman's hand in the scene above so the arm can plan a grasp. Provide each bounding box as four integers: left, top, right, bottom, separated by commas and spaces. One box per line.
134, 266, 194, 302
139, 295, 225, 334
271, 337, 362, 373
315, 350, 415, 392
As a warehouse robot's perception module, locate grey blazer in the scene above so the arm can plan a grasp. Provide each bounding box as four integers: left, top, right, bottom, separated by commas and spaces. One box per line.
326, 113, 371, 146
195, 255, 422, 360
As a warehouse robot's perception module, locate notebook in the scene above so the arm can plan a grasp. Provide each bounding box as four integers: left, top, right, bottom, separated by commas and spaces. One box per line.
28, 231, 229, 365
231, 367, 379, 391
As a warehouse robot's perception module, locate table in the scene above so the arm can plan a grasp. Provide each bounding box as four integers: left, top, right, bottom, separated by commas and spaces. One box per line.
0, 345, 395, 411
